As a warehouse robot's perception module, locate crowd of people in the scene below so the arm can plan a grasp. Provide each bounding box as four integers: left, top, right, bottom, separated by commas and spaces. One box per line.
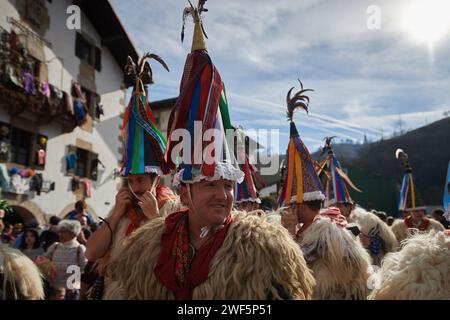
0, 200, 97, 299
1, 1, 449, 301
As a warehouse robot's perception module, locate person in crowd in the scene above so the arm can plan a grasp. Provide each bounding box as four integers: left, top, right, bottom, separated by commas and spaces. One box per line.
20, 228, 44, 261
350, 207, 398, 266
67, 200, 94, 225
39, 216, 61, 252
432, 209, 449, 229
45, 220, 87, 300
104, 5, 314, 300
279, 80, 372, 300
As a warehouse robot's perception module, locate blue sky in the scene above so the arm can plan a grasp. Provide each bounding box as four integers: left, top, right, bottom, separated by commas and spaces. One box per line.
110, 0, 450, 154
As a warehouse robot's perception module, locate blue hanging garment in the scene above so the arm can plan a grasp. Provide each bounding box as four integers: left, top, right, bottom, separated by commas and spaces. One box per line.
73, 99, 87, 122
66, 153, 77, 171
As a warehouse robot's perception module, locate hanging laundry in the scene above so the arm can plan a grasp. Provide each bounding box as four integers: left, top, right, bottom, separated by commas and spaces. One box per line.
30, 173, 43, 196
0, 163, 11, 190
37, 149, 46, 166
72, 82, 86, 103
23, 70, 36, 95
63, 91, 74, 114
28, 168, 35, 177
19, 169, 29, 178
40, 81, 51, 97
95, 102, 104, 119
66, 152, 77, 171
71, 177, 80, 192
85, 180, 92, 198
0, 141, 9, 155
73, 99, 87, 122
11, 174, 30, 194
50, 84, 63, 99
5, 64, 23, 88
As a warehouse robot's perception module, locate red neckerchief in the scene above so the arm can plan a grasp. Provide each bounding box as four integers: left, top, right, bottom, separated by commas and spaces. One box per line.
154, 209, 233, 299
296, 207, 348, 239
125, 186, 178, 236
404, 216, 430, 231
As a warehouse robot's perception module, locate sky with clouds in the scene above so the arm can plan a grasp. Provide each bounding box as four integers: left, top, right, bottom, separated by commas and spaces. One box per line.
110, 0, 450, 154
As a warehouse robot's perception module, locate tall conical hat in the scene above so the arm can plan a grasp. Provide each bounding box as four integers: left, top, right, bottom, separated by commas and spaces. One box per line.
395, 148, 426, 211
317, 137, 362, 206
278, 80, 325, 207
234, 128, 265, 204
121, 53, 170, 177
166, 0, 243, 186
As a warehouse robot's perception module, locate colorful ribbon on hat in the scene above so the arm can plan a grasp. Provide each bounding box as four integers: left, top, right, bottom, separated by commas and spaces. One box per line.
121, 80, 168, 176
398, 172, 416, 211
166, 51, 233, 181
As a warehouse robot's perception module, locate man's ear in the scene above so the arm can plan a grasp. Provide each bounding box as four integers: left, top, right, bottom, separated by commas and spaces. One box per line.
180, 184, 188, 205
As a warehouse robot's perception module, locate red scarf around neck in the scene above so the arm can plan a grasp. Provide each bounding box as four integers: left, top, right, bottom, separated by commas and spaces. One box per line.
154, 209, 233, 299
404, 216, 430, 231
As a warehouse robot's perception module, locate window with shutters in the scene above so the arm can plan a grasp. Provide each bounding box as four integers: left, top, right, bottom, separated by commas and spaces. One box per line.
10, 127, 32, 166
0, 123, 47, 169
66, 145, 99, 181
75, 32, 102, 72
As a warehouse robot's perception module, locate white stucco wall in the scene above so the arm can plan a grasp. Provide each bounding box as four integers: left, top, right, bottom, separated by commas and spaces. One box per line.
0, 0, 127, 221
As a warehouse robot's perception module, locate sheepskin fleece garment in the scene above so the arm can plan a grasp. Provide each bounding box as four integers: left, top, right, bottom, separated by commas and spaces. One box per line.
391, 218, 445, 244
369, 231, 450, 300
297, 215, 372, 300
104, 212, 315, 300
350, 207, 399, 266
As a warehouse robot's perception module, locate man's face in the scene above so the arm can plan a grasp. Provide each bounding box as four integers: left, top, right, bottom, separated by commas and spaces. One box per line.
13, 223, 23, 234
289, 203, 306, 223
411, 209, 425, 222
336, 203, 352, 218
127, 174, 158, 201
57, 230, 75, 243
243, 201, 254, 212
181, 179, 234, 227
77, 215, 88, 227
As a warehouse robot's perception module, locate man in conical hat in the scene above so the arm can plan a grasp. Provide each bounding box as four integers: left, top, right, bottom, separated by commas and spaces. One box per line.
105, 1, 314, 300
279, 80, 372, 300
391, 149, 444, 245
316, 139, 398, 264
317, 136, 361, 218
85, 52, 181, 299
234, 128, 265, 213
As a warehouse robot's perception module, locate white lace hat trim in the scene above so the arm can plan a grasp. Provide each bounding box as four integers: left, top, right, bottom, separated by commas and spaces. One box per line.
290, 191, 325, 203
172, 162, 244, 187
121, 166, 162, 176
144, 166, 162, 176
235, 197, 261, 204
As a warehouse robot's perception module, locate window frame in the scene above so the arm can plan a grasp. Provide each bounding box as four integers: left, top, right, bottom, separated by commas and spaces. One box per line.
75, 32, 102, 72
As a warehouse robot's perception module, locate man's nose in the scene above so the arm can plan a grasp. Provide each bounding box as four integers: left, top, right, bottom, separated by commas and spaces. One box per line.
213, 186, 228, 200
